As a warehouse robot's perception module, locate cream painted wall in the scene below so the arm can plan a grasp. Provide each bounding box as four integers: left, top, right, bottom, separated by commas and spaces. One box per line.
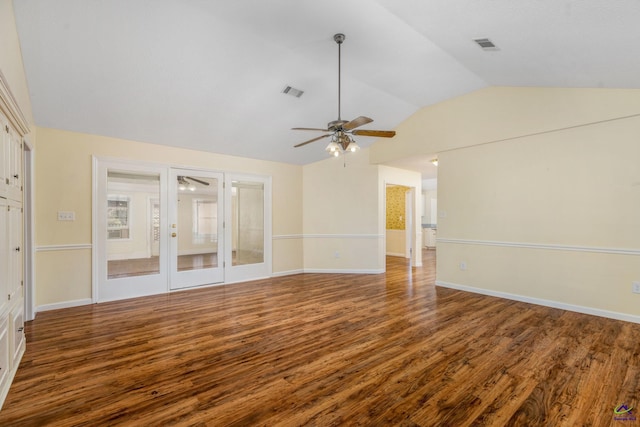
301, 150, 421, 273
385, 230, 406, 257
302, 149, 381, 272
370, 87, 640, 165
383, 87, 640, 319
176, 192, 217, 255
35, 127, 303, 307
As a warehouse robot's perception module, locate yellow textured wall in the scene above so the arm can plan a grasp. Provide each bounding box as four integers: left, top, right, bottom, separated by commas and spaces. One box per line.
386, 185, 409, 230
34, 127, 303, 307
380, 86, 640, 319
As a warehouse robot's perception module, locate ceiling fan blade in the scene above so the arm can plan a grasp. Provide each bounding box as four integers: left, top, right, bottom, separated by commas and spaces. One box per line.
294, 134, 331, 148
185, 176, 210, 186
351, 130, 396, 138
343, 116, 373, 130
292, 127, 330, 132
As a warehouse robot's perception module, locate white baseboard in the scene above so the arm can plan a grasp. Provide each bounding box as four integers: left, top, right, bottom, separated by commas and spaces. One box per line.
304, 268, 385, 274
36, 298, 93, 313
386, 252, 406, 257
271, 269, 304, 277
436, 280, 640, 324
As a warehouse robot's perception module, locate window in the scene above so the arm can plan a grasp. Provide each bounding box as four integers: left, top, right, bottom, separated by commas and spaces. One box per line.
107, 196, 131, 239
192, 199, 217, 244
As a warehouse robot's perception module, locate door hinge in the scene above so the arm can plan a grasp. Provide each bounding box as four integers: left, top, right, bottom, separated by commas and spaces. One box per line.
4, 125, 8, 133
223, 261, 226, 268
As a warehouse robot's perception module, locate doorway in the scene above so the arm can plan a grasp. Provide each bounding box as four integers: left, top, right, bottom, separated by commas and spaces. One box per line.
384, 184, 419, 269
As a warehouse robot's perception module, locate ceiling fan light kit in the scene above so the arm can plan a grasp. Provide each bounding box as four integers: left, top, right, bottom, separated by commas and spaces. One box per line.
292, 33, 395, 157
177, 175, 209, 192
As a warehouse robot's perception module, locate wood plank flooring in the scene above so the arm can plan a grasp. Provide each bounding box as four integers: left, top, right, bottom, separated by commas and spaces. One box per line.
2, 250, 640, 426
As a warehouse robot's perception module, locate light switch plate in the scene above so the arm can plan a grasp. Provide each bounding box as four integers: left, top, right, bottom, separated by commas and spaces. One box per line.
57, 211, 75, 221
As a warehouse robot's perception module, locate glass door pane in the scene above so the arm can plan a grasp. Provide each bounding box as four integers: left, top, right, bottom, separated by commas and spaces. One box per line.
170, 169, 224, 289
107, 171, 161, 278
232, 181, 264, 266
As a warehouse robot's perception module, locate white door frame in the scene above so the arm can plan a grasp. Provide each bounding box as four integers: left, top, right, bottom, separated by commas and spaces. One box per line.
23, 137, 35, 321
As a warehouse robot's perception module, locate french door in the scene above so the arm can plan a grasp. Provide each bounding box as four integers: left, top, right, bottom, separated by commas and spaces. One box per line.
94, 159, 270, 302
95, 162, 168, 302
169, 168, 224, 290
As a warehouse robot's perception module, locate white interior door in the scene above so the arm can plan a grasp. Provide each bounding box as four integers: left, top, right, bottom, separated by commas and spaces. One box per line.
95, 160, 168, 302
169, 169, 224, 290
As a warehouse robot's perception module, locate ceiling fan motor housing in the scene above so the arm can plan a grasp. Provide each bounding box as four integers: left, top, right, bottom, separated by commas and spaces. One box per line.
328, 119, 348, 131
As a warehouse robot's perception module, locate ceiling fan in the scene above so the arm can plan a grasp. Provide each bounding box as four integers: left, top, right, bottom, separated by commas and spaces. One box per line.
177, 175, 209, 191
292, 33, 396, 156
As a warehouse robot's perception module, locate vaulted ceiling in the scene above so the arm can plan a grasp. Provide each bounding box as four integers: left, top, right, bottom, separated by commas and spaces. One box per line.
13, 0, 640, 174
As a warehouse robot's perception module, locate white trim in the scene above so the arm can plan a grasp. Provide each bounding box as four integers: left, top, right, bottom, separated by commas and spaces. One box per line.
271, 269, 304, 277
23, 139, 36, 321
92, 156, 99, 303
304, 268, 385, 274
36, 298, 93, 313
437, 238, 640, 256
304, 234, 384, 239
273, 234, 382, 240
107, 251, 148, 261
436, 280, 640, 324
36, 244, 92, 252
177, 248, 219, 256
273, 234, 303, 240
0, 69, 30, 136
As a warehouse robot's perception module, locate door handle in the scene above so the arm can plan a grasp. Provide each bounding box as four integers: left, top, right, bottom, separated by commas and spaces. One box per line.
171, 233, 177, 237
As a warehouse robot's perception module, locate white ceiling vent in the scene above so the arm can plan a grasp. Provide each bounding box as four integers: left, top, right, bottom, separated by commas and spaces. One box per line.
473, 38, 500, 51
282, 85, 304, 98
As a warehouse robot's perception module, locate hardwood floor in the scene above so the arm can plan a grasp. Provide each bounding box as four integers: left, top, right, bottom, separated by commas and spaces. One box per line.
2, 250, 640, 426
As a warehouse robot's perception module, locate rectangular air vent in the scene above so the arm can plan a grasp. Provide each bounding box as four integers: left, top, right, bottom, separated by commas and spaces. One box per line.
473, 38, 500, 51
282, 85, 304, 98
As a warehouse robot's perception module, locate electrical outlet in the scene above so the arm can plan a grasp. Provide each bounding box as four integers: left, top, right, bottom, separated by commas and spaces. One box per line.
334, 251, 340, 259
57, 211, 75, 221
632, 281, 640, 294
459, 261, 467, 271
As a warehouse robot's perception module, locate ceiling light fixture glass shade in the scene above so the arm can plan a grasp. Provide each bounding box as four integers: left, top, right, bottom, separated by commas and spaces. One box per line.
431, 159, 438, 166
346, 141, 360, 153
325, 141, 340, 155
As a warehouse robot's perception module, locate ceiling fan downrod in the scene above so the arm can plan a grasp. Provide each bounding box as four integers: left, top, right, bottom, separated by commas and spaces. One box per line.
334, 33, 345, 121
